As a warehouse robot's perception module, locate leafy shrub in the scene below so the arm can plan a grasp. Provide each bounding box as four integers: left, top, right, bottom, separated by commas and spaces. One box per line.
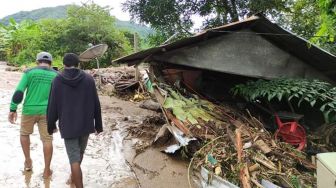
231, 78, 336, 122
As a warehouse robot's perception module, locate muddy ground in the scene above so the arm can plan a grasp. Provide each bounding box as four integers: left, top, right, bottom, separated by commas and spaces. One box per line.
0, 62, 192, 188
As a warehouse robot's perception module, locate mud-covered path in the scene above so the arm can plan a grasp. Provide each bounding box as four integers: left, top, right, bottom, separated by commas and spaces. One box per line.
0, 62, 192, 188
0, 62, 140, 188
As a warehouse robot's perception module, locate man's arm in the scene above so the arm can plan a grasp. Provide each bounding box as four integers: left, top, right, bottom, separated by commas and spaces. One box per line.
8, 73, 28, 124
47, 81, 58, 135
93, 81, 103, 133
10, 73, 28, 112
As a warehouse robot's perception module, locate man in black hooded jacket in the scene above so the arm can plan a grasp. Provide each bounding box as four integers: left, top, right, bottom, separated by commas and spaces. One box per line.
47, 53, 103, 188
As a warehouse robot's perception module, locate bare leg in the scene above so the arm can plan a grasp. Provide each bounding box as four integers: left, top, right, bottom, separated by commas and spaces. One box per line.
71, 162, 83, 188
20, 135, 32, 169
69, 154, 84, 184
42, 141, 53, 178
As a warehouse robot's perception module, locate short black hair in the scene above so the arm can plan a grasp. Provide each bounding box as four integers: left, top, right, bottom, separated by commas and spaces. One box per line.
37, 60, 51, 65
63, 53, 79, 67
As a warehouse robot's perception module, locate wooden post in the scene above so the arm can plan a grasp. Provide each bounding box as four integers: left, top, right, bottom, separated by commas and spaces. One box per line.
236, 129, 251, 188
134, 32, 140, 81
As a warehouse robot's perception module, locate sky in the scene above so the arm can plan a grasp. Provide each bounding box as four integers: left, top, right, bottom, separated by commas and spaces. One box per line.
0, 0, 130, 21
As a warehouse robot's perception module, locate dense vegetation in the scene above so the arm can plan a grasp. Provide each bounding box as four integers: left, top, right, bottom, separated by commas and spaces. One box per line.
123, 0, 335, 53
0, 5, 153, 38
0, 3, 135, 68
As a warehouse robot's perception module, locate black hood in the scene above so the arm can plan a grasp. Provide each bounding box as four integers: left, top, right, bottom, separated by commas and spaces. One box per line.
59, 68, 85, 87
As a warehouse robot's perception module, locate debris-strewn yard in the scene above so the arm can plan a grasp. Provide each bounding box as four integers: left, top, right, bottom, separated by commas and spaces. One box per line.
3, 62, 334, 187
91, 64, 333, 188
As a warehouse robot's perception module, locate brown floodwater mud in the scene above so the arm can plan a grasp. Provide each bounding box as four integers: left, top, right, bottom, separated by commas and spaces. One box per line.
0, 64, 138, 188
0, 63, 193, 188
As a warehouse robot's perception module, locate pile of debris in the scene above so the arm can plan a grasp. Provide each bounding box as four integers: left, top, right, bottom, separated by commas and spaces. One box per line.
87, 68, 139, 91
87, 67, 150, 101
127, 115, 167, 155
148, 67, 316, 187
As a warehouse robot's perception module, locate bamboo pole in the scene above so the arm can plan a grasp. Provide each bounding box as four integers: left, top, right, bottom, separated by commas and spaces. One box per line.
236, 129, 251, 188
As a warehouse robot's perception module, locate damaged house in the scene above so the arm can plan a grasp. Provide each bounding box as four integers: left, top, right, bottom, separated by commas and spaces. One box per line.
114, 14, 336, 188
115, 14, 336, 81
115, 13, 336, 127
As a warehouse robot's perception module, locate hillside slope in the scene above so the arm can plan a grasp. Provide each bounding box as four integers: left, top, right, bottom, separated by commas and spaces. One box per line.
0, 5, 153, 37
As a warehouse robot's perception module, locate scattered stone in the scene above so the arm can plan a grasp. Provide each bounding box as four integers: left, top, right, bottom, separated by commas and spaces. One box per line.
5, 67, 21, 72
140, 99, 161, 112
101, 83, 116, 96
143, 115, 166, 125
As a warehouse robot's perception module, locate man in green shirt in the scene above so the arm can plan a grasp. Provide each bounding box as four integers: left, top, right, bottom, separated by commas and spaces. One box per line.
8, 52, 57, 178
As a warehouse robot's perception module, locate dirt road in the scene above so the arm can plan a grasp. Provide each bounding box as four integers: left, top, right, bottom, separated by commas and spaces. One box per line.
0, 62, 191, 188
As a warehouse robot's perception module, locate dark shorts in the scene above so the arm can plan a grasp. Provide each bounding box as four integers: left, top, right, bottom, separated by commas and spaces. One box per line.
64, 135, 89, 164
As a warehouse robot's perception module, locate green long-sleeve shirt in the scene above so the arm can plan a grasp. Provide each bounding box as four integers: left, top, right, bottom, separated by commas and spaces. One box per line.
10, 66, 57, 115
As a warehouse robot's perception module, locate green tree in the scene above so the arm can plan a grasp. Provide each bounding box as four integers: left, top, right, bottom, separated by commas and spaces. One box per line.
283, 0, 320, 39
61, 3, 131, 68
0, 18, 43, 66
123, 0, 291, 44
38, 18, 68, 56
282, 0, 335, 54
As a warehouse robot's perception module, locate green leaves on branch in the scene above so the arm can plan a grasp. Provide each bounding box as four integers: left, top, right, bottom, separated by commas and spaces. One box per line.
311, 0, 336, 52
231, 78, 336, 119
163, 89, 216, 125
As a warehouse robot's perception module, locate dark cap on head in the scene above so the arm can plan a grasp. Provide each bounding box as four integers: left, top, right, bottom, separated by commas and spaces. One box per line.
36, 52, 52, 64
63, 53, 80, 67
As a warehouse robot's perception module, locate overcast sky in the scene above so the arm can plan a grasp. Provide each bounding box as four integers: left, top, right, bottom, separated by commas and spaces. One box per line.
0, 0, 130, 21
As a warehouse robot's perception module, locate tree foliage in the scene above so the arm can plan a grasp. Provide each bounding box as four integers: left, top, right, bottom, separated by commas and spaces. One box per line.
123, 0, 291, 45
62, 4, 131, 68
0, 18, 43, 65
312, 0, 336, 54
284, 0, 320, 39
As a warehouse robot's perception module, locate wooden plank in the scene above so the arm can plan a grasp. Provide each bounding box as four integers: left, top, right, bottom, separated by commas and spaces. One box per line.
232, 120, 251, 138
254, 139, 272, 154
254, 156, 277, 171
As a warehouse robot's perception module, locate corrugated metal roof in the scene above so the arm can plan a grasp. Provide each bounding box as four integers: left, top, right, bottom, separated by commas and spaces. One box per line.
113, 14, 336, 80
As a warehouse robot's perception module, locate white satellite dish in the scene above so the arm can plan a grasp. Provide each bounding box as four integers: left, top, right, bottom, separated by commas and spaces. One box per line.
79, 44, 108, 87
79, 44, 108, 62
